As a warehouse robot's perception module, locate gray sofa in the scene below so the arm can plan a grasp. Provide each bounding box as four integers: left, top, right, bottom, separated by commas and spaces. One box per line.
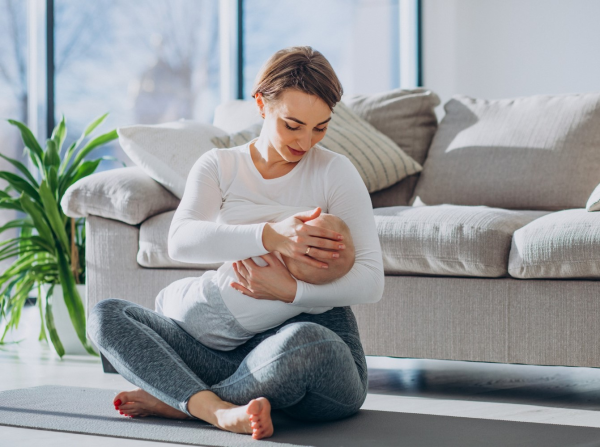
63, 88, 600, 369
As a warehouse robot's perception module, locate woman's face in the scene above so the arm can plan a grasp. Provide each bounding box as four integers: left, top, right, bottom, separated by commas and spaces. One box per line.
256, 89, 332, 162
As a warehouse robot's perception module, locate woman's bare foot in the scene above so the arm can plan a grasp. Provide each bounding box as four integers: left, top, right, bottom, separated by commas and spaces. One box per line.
188, 391, 274, 440
113, 388, 192, 420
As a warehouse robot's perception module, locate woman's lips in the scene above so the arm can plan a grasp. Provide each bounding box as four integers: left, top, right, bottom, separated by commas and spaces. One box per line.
288, 146, 305, 156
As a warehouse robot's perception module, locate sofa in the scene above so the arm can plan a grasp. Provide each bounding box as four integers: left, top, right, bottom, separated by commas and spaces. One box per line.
62, 88, 600, 371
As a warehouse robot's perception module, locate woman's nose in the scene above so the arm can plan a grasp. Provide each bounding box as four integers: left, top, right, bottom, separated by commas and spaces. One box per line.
297, 132, 311, 151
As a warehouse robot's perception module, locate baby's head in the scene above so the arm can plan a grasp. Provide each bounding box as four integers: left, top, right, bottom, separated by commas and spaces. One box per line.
281, 214, 355, 285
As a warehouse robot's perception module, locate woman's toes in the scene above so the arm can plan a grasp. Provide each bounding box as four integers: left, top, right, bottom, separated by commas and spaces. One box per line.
246, 399, 263, 416
114, 389, 140, 408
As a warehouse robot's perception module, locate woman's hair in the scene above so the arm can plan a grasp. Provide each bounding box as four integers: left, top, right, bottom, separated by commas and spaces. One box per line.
250, 46, 343, 111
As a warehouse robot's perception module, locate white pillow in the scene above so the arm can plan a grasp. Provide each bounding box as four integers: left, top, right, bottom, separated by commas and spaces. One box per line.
586, 183, 600, 211
117, 120, 227, 199
211, 101, 423, 193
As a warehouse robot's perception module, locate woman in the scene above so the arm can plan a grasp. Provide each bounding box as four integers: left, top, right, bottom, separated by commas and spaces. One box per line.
87, 46, 384, 441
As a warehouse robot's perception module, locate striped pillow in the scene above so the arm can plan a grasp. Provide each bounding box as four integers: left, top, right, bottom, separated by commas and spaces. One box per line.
210, 102, 422, 193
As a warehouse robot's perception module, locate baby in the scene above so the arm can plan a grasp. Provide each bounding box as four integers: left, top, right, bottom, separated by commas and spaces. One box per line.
155, 211, 356, 351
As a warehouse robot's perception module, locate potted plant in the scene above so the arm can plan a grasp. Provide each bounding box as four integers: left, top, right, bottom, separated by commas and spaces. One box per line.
0, 113, 123, 357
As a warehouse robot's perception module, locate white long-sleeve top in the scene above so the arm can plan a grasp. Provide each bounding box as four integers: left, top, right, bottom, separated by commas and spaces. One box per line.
168, 138, 384, 333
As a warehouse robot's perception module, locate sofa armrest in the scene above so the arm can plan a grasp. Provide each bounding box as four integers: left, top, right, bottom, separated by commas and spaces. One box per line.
61, 166, 180, 225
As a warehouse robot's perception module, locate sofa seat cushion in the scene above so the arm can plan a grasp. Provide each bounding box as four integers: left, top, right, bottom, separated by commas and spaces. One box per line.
509, 209, 600, 279
137, 211, 222, 270
374, 205, 550, 277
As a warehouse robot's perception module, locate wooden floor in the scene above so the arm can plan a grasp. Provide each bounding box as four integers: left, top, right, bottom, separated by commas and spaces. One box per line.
3, 304, 600, 446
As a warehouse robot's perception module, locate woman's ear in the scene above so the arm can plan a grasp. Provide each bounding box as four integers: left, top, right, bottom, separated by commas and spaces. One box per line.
255, 93, 265, 118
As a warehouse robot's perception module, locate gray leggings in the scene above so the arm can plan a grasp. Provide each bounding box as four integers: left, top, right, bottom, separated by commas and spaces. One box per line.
87, 298, 368, 421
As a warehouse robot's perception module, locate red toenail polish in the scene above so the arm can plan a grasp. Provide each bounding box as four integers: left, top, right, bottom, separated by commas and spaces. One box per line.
115, 399, 122, 406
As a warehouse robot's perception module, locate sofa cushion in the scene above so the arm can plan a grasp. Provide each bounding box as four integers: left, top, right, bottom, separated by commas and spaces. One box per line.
211, 101, 423, 194
374, 205, 550, 277
61, 167, 180, 226
411, 92, 600, 211
509, 209, 600, 279
138, 211, 222, 270
343, 87, 440, 166
117, 120, 228, 199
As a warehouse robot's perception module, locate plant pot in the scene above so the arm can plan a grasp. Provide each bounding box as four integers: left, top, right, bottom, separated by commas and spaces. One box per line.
40, 283, 97, 356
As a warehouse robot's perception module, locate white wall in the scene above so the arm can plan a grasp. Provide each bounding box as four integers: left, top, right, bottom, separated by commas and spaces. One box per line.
423, 0, 600, 119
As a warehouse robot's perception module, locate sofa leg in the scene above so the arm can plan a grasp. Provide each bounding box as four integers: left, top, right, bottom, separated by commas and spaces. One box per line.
100, 352, 119, 374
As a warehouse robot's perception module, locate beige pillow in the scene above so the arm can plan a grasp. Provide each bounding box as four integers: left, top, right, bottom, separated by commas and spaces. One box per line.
211, 101, 422, 193
411, 92, 600, 211
343, 87, 440, 166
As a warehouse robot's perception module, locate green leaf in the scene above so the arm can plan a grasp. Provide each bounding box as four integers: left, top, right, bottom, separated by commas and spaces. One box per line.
27, 235, 55, 253
51, 115, 67, 155
60, 130, 118, 193
0, 218, 33, 234
48, 165, 58, 196
7, 119, 43, 159
0, 198, 23, 212
37, 282, 47, 342
69, 159, 102, 186
82, 112, 109, 139
44, 284, 65, 358
59, 141, 77, 176
44, 139, 61, 173
59, 113, 109, 176
0, 171, 41, 203
0, 152, 39, 187
56, 250, 97, 356
72, 129, 118, 167
38, 181, 69, 255
19, 193, 55, 247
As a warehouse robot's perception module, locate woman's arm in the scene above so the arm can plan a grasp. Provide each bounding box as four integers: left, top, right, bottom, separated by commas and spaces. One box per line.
168, 149, 269, 263
291, 156, 384, 307
237, 156, 384, 307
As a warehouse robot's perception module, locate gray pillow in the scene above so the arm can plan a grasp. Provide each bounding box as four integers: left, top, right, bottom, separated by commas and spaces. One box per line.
411, 92, 600, 211
343, 87, 441, 166
61, 167, 180, 225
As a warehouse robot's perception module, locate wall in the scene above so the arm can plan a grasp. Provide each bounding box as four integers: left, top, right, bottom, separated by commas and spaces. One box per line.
423, 0, 600, 119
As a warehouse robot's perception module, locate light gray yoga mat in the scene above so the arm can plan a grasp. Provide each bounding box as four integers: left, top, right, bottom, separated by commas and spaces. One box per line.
2, 385, 600, 447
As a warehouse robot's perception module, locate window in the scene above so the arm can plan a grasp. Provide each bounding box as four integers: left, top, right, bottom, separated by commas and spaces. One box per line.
54, 0, 221, 172
243, 0, 401, 98
0, 0, 28, 273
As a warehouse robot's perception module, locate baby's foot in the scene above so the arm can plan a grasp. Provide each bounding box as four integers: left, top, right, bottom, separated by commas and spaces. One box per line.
113, 388, 192, 419
213, 397, 273, 440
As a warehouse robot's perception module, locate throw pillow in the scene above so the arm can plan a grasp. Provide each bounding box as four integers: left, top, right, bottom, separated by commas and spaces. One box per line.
586, 183, 600, 211
61, 166, 180, 226
210, 101, 423, 193
343, 87, 441, 166
411, 92, 600, 211
117, 120, 228, 199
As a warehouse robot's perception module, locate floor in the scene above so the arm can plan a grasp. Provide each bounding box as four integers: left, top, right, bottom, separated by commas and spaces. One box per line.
3, 304, 600, 446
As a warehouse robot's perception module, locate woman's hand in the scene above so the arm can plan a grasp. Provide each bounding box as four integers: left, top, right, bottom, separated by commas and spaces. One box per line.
262, 207, 345, 269
230, 253, 297, 303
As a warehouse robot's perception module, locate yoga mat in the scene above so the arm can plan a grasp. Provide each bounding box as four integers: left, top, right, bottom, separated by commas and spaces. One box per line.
1, 385, 600, 447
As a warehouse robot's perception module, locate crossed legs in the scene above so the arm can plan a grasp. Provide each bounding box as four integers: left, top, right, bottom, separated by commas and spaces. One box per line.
87, 298, 368, 439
